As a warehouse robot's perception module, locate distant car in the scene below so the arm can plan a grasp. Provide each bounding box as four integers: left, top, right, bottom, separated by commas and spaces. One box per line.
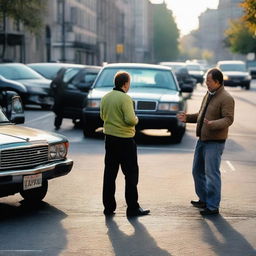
247, 60, 256, 79
0, 93, 73, 202
0, 75, 27, 105
185, 62, 204, 84
0, 63, 53, 108
82, 63, 193, 143
50, 65, 101, 124
216, 60, 251, 90
27, 62, 85, 80
159, 62, 196, 89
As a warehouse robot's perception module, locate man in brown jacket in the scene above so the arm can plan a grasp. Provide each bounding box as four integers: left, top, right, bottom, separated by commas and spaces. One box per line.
177, 68, 235, 215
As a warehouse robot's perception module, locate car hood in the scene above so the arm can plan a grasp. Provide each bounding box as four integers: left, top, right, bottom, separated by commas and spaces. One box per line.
0, 124, 66, 146
18, 79, 51, 88
89, 87, 180, 102
222, 71, 249, 76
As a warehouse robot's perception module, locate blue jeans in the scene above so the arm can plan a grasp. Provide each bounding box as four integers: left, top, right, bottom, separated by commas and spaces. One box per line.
192, 140, 225, 210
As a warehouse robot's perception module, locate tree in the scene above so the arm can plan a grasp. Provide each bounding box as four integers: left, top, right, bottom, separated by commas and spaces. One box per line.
152, 3, 180, 63
224, 0, 256, 56
0, 0, 47, 59
240, 0, 256, 35
225, 20, 256, 55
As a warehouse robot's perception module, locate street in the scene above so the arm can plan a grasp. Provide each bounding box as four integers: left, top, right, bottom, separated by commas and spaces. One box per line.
0, 82, 256, 256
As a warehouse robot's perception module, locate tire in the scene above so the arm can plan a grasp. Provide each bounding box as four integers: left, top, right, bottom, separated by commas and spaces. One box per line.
245, 83, 250, 90
170, 127, 185, 144
83, 124, 96, 137
20, 180, 48, 203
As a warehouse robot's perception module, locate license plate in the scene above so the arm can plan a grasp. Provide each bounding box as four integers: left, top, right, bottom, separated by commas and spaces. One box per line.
23, 173, 42, 190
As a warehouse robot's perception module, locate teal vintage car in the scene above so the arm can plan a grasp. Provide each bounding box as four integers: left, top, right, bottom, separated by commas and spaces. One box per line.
82, 63, 193, 143
0, 92, 73, 202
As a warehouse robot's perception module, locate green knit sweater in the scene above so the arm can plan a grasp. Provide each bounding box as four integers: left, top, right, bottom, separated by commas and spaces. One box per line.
100, 89, 138, 138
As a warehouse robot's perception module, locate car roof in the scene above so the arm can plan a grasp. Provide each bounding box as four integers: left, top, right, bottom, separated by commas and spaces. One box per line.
102, 63, 172, 71
159, 62, 185, 66
27, 62, 101, 69
217, 60, 245, 65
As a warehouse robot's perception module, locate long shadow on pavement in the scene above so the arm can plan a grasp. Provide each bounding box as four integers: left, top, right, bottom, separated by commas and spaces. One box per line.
201, 214, 256, 256
0, 201, 67, 256
105, 216, 171, 256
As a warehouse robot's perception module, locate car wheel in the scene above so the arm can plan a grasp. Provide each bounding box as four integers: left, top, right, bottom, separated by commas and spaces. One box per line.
83, 123, 96, 137
245, 83, 250, 90
170, 127, 185, 143
20, 180, 48, 203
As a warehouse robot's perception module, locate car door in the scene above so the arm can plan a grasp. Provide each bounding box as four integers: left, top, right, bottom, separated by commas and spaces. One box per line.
63, 68, 100, 115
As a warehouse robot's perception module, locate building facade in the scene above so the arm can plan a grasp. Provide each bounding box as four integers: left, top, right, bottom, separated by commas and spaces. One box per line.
0, 0, 154, 65
197, 0, 244, 63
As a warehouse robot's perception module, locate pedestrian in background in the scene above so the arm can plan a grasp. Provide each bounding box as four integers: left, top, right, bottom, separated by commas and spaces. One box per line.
100, 71, 150, 217
177, 68, 235, 215
50, 68, 66, 130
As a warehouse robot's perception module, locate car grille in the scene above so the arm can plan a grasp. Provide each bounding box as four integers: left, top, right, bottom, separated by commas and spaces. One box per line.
229, 76, 244, 81
0, 145, 49, 169
136, 101, 157, 111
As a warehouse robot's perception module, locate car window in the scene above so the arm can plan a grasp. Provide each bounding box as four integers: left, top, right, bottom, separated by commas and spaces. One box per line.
95, 68, 177, 90
0, 64, 44, 80
63, 68, 81, 83
29, 65, 62, 79
71, 71, 99, 86
219, 64, 246, 72
0, 107, 9, 123
186, 64, 201, 71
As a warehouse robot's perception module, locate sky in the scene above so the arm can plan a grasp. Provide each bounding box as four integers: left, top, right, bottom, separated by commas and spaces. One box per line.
150, 0, 219, 36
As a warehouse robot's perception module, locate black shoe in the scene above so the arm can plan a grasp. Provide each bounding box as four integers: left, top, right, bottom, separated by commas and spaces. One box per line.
126, 207, 150, 217
103, 209, 115, 216
200, 208, 219, 216
55, 126, 60, 130
191, 200, 206, 209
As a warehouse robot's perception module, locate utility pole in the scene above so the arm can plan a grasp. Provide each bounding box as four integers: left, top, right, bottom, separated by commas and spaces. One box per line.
61, 0, 66, 62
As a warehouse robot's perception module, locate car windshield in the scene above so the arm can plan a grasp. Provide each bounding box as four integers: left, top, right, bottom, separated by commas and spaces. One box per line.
0, 107, 9, 123
95, 67, 177, 90
219, 64, 247, 72
186, 64, 201, 71
29, 65, 63, 79
0, 64, 44, 80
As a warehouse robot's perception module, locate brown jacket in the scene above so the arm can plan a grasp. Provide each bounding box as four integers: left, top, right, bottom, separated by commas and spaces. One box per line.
186, 86, 234, 141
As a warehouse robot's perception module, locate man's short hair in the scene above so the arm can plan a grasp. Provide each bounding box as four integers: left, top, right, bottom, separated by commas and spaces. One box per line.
207, 68, 223, 85
114, 71, 130, 88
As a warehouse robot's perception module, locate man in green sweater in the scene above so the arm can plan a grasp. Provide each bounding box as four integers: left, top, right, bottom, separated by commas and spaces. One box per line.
100, 71, 150, 217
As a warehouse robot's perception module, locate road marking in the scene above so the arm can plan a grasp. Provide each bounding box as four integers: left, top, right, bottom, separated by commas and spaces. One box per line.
226, 160, 236, 171
0, 250, 42, 253
25, 112, 54, 125
138, 146, 194, 152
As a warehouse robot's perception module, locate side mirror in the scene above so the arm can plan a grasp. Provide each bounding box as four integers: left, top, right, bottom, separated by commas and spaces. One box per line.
180, 85, 193, 93
10, 95, 25, 124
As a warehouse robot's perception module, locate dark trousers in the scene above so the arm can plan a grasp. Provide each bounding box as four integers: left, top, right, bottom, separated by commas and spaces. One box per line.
103, 135, 140, 212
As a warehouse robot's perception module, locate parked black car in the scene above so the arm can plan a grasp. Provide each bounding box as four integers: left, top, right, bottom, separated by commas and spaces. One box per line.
50, 65, 101, 126
185, 62, 205, 84
0, 63, 53, 108
0, 75, 27, 104
159, 62, 196, 89
27, 62, 85, 80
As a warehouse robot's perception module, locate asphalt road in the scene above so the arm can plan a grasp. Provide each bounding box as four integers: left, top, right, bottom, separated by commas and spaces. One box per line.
0, 82, 255, 256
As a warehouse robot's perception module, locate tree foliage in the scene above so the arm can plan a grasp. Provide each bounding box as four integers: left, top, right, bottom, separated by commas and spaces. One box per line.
225, 20, 256, 54
240, 0, 256, 34
224, 0, 256, 55
0, 0, 47, 33
152, 3, 180, 62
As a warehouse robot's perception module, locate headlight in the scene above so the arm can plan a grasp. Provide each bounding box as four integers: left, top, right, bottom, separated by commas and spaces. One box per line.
158, 103, 179, 111
245, 75, 251, 80
87, 99, 101, 108
49, 142, 68, 160
223, 75, 229, 80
